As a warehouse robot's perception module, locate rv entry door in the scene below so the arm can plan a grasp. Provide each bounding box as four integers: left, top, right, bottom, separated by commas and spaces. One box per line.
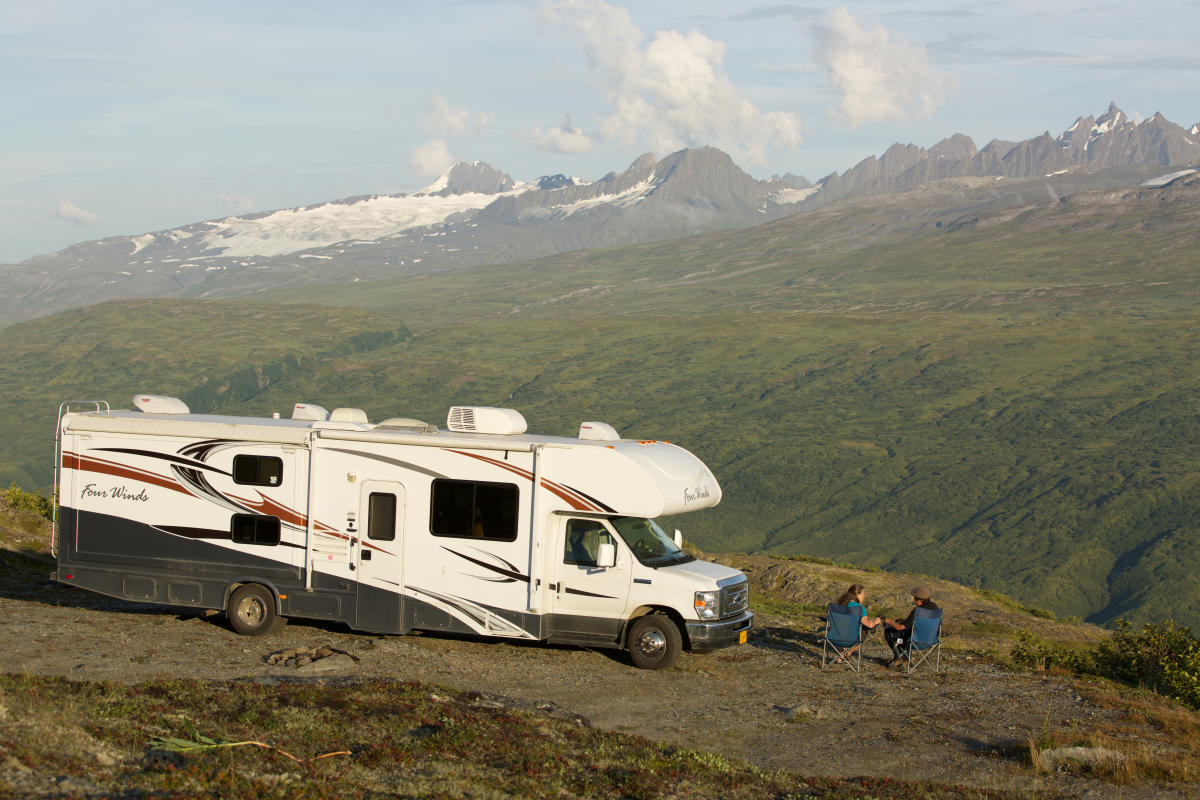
355, 481, 405, 633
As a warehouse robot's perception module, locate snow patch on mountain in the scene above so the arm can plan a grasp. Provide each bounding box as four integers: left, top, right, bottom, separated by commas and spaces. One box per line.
128, 234, 155, 256
517, 175, 659, 221
770, 187, 819, 204
198, 191, 514, 258
1141, 169, 1197, 187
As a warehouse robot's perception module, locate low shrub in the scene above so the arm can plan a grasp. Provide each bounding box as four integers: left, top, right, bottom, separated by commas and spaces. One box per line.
3, 483, 54, 520
1012, 620, 1200, 710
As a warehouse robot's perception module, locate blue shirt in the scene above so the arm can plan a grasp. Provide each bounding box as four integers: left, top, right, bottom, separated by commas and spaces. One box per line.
848, 600, 867, 619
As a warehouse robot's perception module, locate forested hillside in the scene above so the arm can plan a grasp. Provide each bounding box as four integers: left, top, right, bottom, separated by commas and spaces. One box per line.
3, 175, 1197, 629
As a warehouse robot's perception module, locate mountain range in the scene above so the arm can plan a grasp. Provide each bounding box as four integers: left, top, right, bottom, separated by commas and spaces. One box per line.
1, 103, 1197, 326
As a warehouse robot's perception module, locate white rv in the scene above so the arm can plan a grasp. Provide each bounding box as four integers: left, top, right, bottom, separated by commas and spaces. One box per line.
53, 395, 752, 669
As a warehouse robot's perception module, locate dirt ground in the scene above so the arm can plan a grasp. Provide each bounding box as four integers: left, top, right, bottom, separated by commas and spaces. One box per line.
1, 565, 1193, 800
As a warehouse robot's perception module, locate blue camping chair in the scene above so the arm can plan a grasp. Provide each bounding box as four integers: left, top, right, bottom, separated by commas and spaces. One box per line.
902, 606, 943, 674
821, 603, 866, 671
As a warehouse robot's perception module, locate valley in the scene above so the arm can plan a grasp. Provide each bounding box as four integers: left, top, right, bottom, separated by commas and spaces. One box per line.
2, 174, 1198, 632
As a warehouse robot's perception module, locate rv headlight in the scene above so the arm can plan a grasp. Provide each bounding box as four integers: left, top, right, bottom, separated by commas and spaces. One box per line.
694, 590, 720, 620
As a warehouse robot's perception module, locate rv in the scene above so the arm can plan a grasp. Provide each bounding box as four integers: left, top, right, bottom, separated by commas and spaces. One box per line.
53, 395, 753, 669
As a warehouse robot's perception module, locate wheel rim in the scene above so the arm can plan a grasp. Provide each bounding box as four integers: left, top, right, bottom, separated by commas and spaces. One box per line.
237, 595, 267, 627
636, 627, 667, 659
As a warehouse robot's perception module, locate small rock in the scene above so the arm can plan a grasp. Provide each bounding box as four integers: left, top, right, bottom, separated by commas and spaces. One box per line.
293, 653, 356, 674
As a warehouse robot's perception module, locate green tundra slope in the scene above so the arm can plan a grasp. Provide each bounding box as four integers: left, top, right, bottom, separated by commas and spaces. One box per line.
0, 299, 409, 490
2, 176, 1198, 629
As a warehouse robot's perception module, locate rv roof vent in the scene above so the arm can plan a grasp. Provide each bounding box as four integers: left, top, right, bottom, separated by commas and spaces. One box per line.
132, 394, 189, 414
292, 403, 329, 421
377, 417, 436, 432
579, 421, 621, 442
447, 406, 527, 435
330, 407, 369, 424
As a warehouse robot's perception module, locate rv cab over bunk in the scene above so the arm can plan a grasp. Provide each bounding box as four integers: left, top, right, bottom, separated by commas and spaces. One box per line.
53, 396, 753, 669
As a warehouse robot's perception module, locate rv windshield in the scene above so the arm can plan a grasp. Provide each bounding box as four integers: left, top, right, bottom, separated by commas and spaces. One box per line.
610, 516, 695, 568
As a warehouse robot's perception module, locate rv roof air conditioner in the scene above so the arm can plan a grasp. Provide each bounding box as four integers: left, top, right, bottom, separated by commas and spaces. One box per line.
579, 421, 621, 442
132, 394, 190, 414
292, 403, 329, 421
330, 407, 369, 424
447, 406, 527, 435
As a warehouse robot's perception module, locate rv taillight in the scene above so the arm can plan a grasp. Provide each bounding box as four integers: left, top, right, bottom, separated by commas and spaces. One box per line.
64, 574, 73, 580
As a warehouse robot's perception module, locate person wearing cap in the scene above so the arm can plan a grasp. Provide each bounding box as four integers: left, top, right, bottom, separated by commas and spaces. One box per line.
882, 587, 939, 666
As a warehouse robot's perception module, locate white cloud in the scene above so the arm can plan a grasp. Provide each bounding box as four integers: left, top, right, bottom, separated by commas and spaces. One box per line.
218, 194, 255, 215
50, 201, 99, 226
409, 138, 456, 177
525, 115, 595, 154
540, 0, 802, 164
423, 94, 493, 136
813, 7, 952, 128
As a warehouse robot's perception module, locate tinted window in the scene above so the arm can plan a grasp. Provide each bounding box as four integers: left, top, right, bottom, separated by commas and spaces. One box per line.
231, 514, 280, 546
430, 480, 518, 541
233, 455, 283, 487
368, 492, 397, 541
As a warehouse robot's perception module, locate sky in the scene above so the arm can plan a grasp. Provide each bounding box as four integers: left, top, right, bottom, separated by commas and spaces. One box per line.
2, 0, 1198, 264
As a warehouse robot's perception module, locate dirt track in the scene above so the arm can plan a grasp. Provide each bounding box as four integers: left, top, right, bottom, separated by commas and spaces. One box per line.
0, 567, 1189, 800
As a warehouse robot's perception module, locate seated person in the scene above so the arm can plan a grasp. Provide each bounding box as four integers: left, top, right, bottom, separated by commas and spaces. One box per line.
883, 586, 939, 666
833, 583, 883, 658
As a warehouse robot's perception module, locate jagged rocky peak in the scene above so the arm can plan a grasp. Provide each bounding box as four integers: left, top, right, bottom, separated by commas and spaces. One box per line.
1061, 102, 1134, 147
772, 172, 812, 189
655, 145, 753, 184
1095, 101, 1133, 131
929, 134, 976, 161
536, 174, 574, 191
627, 153, 658, 172
426, 161, 516, 196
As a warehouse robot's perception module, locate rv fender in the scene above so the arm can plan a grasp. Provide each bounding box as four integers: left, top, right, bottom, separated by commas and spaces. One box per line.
622, 605, 689, 649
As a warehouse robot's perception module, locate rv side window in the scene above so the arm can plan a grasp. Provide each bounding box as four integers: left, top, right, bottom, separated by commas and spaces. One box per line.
231, 514, 281, 546
233, 455, 283, 487
564, 519, 616, 567
430, 479, 518, 541
368, 492, 397, 541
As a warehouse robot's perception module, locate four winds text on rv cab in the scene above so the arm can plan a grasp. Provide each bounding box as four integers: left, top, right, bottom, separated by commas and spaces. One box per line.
683, 486, 711, 505
82, 483, 149, 502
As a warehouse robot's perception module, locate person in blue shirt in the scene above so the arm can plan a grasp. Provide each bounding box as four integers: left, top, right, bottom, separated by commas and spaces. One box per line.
833, 583, 883, 659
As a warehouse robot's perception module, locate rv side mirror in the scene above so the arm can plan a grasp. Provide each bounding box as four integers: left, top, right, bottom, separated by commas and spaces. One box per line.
673, 529, 683, 549
596, 542, 616, 569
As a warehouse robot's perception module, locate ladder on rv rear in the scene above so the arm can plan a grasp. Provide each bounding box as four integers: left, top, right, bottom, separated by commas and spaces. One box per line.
52, 400, 110, 556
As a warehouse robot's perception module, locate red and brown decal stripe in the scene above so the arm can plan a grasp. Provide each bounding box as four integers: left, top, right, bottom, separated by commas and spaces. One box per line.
229, 492, 393, 555
61, 451, 191, 497
446, 449, 605, 512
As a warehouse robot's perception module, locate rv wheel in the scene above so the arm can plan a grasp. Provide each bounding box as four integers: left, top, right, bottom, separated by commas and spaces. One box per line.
228, 584, 286, 636
627, 614, 682, 670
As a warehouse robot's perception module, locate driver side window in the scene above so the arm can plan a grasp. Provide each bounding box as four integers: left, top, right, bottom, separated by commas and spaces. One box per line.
564, 519, 615, 567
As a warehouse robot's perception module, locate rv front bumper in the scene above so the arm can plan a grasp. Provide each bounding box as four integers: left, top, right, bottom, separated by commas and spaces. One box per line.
686, 610, 754, 651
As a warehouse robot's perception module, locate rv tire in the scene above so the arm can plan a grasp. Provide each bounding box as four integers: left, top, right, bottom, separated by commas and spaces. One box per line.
627, 614, 682, 670
228, 583, 286, 636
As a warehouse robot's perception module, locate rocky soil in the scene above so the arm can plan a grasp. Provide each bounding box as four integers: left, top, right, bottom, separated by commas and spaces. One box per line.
0, 509, 1194, 798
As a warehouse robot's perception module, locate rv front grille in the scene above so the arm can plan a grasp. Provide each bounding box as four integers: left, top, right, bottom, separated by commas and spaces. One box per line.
721, 580, 749, 618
